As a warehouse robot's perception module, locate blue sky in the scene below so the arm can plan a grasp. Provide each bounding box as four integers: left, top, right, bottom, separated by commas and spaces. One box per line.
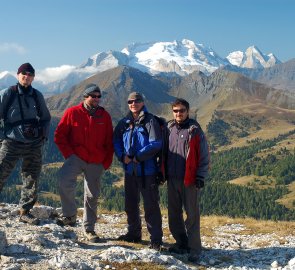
0, 0, 294, 72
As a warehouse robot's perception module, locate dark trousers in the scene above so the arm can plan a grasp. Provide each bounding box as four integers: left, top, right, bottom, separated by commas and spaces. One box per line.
0, 139, 43, 211
168, 177, 201, 255
124, 173, 163, 243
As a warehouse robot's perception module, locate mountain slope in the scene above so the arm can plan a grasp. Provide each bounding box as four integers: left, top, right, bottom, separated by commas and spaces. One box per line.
46, 66, 175, 121
46, 66, 295, 149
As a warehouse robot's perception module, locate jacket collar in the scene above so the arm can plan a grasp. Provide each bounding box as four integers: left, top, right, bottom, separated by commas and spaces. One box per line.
17, 83, 33, 95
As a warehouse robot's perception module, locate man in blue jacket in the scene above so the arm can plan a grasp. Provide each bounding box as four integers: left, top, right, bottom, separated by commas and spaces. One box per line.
113, 92, 163, 250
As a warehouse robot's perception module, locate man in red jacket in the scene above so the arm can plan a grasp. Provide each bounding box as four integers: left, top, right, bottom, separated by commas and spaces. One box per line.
54, 83, 114, 243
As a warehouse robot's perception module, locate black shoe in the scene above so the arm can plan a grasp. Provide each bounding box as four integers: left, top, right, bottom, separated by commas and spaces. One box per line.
169, 243, 190, 254
188, 253, 200, 263
84, 231, 100, 243
56, 215, 76, 227
19, 211, 40, 225
149, 242, 162, 251
117, 233, 142, 243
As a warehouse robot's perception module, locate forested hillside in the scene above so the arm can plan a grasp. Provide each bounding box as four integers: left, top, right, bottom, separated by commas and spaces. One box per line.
1, 119, 295, 221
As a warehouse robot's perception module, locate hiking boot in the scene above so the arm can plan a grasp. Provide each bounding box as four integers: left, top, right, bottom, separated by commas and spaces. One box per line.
19, 210, 40, 225
117, 233, 142, 243
149, 242, 162, 251
168, 243, 190, 254
56, 215, 76, 227
188, 253, 200, 263
84, 231, 100, 243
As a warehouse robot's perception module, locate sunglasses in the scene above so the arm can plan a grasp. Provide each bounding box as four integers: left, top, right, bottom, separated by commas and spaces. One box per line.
128, 99, 142, 104
173, 108, 186, 113
21, 71, 34, 77
88, 94, 101, 99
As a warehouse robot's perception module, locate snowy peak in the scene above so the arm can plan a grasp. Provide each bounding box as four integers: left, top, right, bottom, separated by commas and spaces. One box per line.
122, 39, 229, 75
0, 39, 283, 94
0, 71, 17, 89
80, 50, 128, 71
227, 45, 281, 69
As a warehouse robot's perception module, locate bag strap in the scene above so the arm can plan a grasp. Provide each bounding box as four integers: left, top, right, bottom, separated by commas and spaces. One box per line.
3, 85, 18, 122
4, 85, 41, 123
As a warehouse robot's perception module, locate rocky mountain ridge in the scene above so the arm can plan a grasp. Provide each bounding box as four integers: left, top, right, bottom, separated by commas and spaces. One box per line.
46, 66, 295, 134
222, 58, 295, 92
1, 203, 295, 270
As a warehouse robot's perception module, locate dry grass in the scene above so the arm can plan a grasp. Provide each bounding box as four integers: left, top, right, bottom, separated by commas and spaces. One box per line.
220, 119, 295, 150
39, 191, 60, 201
212, 103, 295, 150
201, 215, 295, 237
110, 165, 125, 187
95, 209, 295, 240
229, 175, 276, 189
276, 181, 295, 210
106, 261, 166, 270
42, 162, 63, 169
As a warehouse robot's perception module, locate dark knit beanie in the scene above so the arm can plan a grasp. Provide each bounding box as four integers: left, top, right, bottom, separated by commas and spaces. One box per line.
17, 63, 35, 75
83, 83, 101, 97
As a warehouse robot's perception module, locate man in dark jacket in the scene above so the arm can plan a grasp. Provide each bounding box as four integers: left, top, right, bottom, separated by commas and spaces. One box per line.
0, 63, 51, 225
113, 92, 163, 250
166, 98, 209, 263
54, 83, 114, 243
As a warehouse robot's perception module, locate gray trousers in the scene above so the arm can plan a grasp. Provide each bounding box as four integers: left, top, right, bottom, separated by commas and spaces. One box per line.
125, 173, 163, 243
0, 139, 43, 211
168, 177, 201, 255
58, 154, 104, 231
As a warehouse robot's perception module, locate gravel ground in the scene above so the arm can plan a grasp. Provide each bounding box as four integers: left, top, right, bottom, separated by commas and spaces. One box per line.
0, 204, 295, 270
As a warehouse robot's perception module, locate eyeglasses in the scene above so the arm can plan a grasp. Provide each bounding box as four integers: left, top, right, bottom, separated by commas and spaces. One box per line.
88, 94, 101, 99
128, 99, 142, 104
21, 71, 34, 77
173, 108, 186, 113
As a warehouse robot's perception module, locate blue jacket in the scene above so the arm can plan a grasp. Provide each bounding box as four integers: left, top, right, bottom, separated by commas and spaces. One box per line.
114, 107, 162, 176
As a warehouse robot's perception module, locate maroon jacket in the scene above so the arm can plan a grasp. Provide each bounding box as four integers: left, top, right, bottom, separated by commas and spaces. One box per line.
167, 119, 210, 186
54, 103, 114, 169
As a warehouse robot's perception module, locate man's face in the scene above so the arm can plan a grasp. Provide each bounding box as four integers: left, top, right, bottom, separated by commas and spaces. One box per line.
84, 92, 101, 107
18, 71, 34, 87
172, 104, 189, 123
128, 99, 144, 114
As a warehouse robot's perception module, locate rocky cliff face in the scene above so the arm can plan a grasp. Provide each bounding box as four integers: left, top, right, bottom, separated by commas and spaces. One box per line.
1, 203, 295, 270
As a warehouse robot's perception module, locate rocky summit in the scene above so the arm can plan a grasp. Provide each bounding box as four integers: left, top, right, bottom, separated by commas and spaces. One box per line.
0, 203, 295, 270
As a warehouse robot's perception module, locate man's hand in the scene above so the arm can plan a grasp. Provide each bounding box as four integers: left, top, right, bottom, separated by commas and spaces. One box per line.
123, 155, 132, 164
195, 179, 204, 190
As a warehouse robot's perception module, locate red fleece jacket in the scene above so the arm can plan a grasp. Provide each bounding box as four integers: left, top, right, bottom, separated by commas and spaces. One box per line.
54, 103, 114, 169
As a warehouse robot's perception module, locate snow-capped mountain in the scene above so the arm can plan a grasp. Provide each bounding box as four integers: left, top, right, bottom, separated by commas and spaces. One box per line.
79, 39, 229, 76
122, 39, 229, 75
0, 71, 17, 89
226, 45, 281, 69
0, 40, 281, 94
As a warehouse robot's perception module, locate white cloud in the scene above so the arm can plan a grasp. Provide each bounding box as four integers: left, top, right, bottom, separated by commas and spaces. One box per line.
36, 65, 76, 83
0, 42, 26, 54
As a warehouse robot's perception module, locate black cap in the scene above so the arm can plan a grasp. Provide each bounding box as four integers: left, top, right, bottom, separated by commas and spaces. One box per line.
17, 63, 35, 75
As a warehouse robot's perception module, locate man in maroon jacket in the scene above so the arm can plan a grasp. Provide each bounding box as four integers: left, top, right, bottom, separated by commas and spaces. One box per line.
166, 98, 209, 263
54, 83, 114, 243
